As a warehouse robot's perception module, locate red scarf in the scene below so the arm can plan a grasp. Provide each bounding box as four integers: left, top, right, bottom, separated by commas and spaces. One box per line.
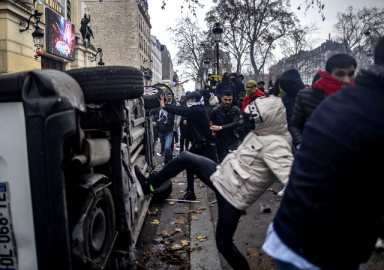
242, 89, 265, 112
312, 71, 353, 96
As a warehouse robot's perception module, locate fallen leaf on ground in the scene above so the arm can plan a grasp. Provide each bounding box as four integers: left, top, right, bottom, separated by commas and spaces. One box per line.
175, 228, 183, 233
191, 216, 199, 220
196, 235, 208, 242
168, 202, 176, 205
175, 218, 188, 224
190, 247, 202, 252
239, 218, 245, 222
151, 219, 160, 225
198, 207, 206, 211
267, 188, 274, 192
180, 190, 184, 193
253, 224, 258, 228
275, 198, 281, 202
181, 240, 190, 246
171, 244, 183, 250
196, 210, 203, 214
158, 231, 171, 237
147, 209, 158, 216
188, 210, 196, 213
198, 184, 205, 188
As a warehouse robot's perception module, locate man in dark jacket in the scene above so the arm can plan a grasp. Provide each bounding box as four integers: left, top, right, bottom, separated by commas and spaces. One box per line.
152, 96, 176, 166
159, 91, 218, 200
230, 73, 244, 105
275, 69, 305, 127
263, 37, 384, 270
215, 72, 237, 105
210, 90, 241, 162
289, 53, 357, 150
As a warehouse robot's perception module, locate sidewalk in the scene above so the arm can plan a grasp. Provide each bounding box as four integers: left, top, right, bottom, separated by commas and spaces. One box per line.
135, 145, 281, 269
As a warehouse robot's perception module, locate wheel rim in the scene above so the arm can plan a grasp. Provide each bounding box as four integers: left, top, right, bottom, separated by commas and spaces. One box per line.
143, 87, 159, 96
89, 201, 107, 253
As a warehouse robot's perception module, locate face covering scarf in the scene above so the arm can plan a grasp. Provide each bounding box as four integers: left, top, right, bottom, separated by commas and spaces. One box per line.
187, 101, 201, 108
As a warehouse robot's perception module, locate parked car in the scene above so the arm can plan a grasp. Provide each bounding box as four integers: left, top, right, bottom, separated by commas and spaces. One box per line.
0, 66, 171, 270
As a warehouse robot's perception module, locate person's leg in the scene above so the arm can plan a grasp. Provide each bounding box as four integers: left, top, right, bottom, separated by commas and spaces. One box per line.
134, 151, 218, 195
158, 132, 165, 156
163, 131, 173, 165
216, 143, 228, 163
215, 192, 250, 270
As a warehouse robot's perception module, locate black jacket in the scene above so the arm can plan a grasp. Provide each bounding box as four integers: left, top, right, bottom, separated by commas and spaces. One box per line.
274, 64, 384, 269
152, 107, 175, 133
163, 104, 214, 144
289, 87, 327, 148
215, 81, 237, 104
210, 104, 240, 147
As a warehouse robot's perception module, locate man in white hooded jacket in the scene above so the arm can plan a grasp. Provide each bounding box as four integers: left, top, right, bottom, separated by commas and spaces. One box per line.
134, 95, 294, 270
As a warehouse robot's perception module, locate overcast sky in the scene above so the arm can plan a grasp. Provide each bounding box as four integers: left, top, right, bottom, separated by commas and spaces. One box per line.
148, 0, 383, 90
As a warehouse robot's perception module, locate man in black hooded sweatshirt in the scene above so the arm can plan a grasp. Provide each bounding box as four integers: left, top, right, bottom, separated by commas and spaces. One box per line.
275, 69, 305, 127
158, 91, 218, 200
215, 72, 238, 105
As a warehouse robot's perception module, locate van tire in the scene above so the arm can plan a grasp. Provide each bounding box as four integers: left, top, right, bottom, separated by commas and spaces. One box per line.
143, 86, 162, 109
66, 66, 144, 103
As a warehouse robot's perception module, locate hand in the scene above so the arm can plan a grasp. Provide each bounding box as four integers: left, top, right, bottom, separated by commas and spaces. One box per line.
240, 115, 243, 119
183, 120, 187, 125
210, 125, 222, 132
159, 95, 165, 108
152, 122, 156, 126
175, 123, 180, 128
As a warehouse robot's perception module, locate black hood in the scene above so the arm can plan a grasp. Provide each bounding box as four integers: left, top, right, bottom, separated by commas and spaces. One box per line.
276, 69, 305, 97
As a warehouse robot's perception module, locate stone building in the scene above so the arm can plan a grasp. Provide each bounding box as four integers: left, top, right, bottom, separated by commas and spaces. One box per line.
269, 39, 347, 85
161, 44, 173, 82
82, 0, 152, 85
0, 0, 96, 74
150, 35, 162, 85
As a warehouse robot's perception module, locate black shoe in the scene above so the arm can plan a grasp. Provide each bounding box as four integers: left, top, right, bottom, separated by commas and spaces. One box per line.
134, 165, 153, 196
179, 191, 196, 201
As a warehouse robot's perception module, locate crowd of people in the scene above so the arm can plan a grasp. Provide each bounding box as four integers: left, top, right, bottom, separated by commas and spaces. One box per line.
136, 37, 384, 270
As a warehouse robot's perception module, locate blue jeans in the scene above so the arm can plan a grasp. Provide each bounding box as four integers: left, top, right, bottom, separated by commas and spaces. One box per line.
158, 131, 173, 165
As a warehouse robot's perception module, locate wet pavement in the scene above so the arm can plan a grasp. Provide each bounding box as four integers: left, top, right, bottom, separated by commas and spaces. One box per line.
135, 144, 384, 270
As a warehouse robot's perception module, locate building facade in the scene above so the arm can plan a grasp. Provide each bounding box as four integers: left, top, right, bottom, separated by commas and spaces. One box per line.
0, 0, 96, 74
269, 39, 347, 85
160, 44, 173, 82
150, 35, 162, 85
82, 0, 152, 84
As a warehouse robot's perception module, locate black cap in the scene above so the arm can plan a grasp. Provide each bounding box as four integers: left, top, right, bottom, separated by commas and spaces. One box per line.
230, 73, 238, 77
185, 91, 202, 101
257, 81, 265, 85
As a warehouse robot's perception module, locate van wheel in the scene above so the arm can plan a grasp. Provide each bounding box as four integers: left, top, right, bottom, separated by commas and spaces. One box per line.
151, 179, 172, 202
73, 184, 116, 270
66, 66, 144, 103
143, 86, 162, 109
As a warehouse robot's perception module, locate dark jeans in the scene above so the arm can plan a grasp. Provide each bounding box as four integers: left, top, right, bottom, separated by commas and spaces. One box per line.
216, 141, 240, 163
152, 151, 250, 270
158, 131, 173, 165
180, 125, 190, 152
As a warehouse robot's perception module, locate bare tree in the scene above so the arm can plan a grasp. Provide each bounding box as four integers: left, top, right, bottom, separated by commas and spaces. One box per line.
214, 0, 298, 80
205, 3, 250, 74
280, 23, 318, 70
334, 6, 384, 54
167, 17, 208, 87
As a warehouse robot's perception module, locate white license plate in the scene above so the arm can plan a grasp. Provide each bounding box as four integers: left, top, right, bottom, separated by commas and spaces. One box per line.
0, 183, 17, 270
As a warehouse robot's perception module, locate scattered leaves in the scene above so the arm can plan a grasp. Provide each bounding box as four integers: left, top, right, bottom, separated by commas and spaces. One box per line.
190, 246, 202, 252
168, 201, 176, 205
239, 218, 245, 222
175, 228, 183, 233
147, 209, 158, 216
151, 219, 161, 225
267, 188, 274, 192
188, 210, 196, 213
198, 207, 206, 211
158, 231, 171, 237
191, 216, 199, 220
253, 224, 258, 228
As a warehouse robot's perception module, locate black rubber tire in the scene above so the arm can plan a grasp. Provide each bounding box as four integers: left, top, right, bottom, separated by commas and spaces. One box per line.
72, 184, 116, 270
66, 66, 144, 103
152, 83, 175, 105
143, 86, 162, 109
151, 179, 172, 202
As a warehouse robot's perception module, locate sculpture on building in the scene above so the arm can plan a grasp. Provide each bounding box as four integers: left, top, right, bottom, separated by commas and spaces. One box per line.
80, 13, 94, 45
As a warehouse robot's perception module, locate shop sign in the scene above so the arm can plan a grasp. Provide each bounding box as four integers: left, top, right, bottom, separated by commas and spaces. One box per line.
45, 8, 75, 61
39, 0, 66, 18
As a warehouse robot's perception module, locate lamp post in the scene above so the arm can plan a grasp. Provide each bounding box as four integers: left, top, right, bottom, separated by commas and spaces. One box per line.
212, 22, 223, 75
204, 58, 211, 81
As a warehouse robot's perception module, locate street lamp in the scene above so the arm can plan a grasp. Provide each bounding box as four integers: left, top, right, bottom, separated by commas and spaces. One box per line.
89, 48, 105, 66
212, 22, 223, 75
204, 58, 211, 81
20, 9, 44, 50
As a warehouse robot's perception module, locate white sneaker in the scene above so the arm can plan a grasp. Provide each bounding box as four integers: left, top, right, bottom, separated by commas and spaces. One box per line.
156, 153, 161, 156
278, 186, 286, 197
